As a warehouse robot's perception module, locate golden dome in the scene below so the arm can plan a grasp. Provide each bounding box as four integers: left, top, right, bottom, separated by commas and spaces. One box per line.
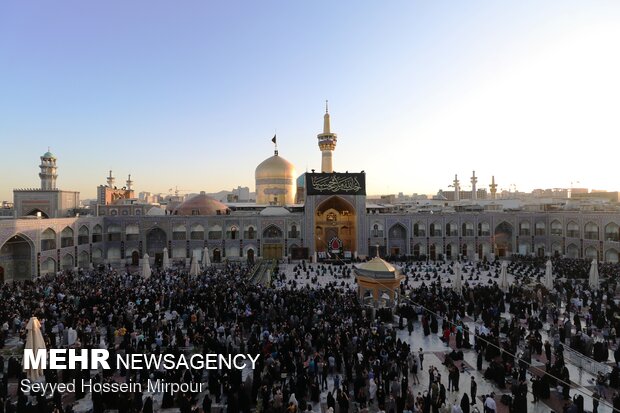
255, 151, 296, 180
255, 151, 296, 205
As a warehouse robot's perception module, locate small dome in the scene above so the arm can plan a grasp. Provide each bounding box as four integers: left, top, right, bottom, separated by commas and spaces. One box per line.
255, 152, 296, 180
42, 151, 56, 159
260, 206, 291, 216
354, 257, 403, 279
146, 206, 166, 216
173, 191, 229, 216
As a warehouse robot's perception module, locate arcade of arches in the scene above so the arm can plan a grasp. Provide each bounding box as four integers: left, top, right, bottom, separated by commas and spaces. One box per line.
314, 196, 356, 259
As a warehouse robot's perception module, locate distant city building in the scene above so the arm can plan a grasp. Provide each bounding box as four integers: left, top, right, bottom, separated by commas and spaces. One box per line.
230, 186, 250, 202
97, 171, 135, 206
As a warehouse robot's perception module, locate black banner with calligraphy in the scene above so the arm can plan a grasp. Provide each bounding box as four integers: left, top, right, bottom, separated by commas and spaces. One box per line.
306, 173, 366, 196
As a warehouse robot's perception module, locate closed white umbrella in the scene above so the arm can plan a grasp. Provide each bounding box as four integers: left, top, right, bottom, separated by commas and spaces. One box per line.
544, 259, 554, 290
453, 262, 462, 295
499, 260, 509, 291
589, 259, 599, 289
190, 251, 200, 276
162, 248, 170, 270
203, 247, 211, 267
24, 317, 46, 382
142, 254, 151, 279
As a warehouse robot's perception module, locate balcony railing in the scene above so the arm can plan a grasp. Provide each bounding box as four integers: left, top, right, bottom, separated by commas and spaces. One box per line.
208, 231, 222, 240
78, 235, 89, 245
226, 231, 239, 239
190, 232, 204, 240
371, 231, 384, 238
244, 231, 256, 239
584, 231, 599, 240
172, 232, 186, 241
126, 234, 139, 241
519, 230, 530, 236
41, 240, 56, 251
107, 234, 121, 242
550, 229, 562, 236
566, 230, 580, 238
288, 231, 300, 238
92, 234, 102, 243
605, 234, 620, 242
60, 238, 74, 248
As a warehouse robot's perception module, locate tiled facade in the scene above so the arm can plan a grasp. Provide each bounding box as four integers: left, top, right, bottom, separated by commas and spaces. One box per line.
1, 206, 619, 282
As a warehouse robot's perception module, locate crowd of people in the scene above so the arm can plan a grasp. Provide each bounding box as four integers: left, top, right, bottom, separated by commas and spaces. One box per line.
0, 254, 617, 413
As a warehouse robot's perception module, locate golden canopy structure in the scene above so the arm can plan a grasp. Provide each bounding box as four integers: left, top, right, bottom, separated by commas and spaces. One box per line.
354, 257, 404, 308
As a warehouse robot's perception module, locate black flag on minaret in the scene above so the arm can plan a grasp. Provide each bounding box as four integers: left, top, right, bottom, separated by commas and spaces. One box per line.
271, 134, 276, 144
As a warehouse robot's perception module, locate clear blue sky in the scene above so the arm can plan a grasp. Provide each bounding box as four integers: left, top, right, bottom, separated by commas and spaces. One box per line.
1, 1, 619, 200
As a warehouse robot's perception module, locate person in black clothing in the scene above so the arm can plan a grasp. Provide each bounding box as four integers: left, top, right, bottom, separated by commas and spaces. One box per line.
327, 391, 336, 412
544, 340, 552, 363
470, 377, 477, 405
461, 394, 470, 413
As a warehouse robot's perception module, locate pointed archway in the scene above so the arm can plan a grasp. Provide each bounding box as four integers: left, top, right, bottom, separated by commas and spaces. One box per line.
314, 196, 356, 261
0, 234, 34, 282
494, 221, 513, 257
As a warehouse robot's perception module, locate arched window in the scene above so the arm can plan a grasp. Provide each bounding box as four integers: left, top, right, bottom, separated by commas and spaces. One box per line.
107, 225, 121, 242
550, 220, 562, 236
567, 221, 579, 238
246, 226, 256, 239
584, 222, 599, 240
478, 222, 490, 236
92, 225, 103, 243
60, 227, 74, 248
172, 224, 187, 240
414, 222, 426, 237
462, 222, 474, 237
125, 225, 140, 241
288, 224, 299, 238
519, 221, 531, 236
41, 228, 56, 251
605, 223, 619, 242
78, 226, 89, 245
535, 222, 545, 236
190, 224, 205, 240
263, 225, 283, 238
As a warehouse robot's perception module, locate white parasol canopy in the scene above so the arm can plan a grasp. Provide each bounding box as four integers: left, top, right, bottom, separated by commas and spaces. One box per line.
162, 248, 170, 270
453, 262, 462, 295
142, 254, 151, 279
589, 259, 599, 289
203, 247, 211, 267
498, 260, 509, 291
544, 259, 554, 290
190, 251, 200, 276
24, 317, 46, 382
